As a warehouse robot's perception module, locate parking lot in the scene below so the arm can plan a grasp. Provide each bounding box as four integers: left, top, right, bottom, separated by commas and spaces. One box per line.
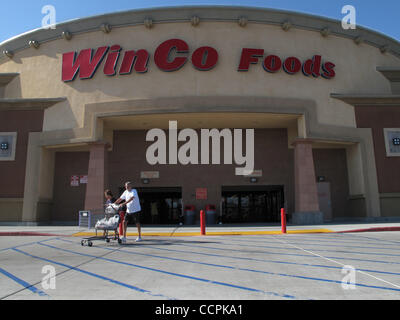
1, 232, 400, 300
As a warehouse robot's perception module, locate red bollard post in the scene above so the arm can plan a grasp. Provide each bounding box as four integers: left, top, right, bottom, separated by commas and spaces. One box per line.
281, 208, 287, 234
119, 211, 125, 236
200, 210, 206, 235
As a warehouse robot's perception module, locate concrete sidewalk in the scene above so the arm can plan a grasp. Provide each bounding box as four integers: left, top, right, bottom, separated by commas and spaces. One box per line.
1, 221, 400, 237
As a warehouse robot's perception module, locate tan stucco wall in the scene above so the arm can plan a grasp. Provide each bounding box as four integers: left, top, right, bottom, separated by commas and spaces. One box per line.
380, 193, 400, 217
1, 22, 399, 134
0, 198, 23, 221
22, 132, 55, 222
346, 143, 365, 195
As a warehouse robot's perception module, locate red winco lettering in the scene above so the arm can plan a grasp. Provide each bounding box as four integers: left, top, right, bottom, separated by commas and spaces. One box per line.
238, 47, 335, 79
62, 45, 150, 82
154, 38, 189, 72
61, 38, 335, 82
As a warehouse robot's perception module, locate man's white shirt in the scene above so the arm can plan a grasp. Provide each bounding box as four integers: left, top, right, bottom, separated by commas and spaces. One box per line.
121, 189, 141, 213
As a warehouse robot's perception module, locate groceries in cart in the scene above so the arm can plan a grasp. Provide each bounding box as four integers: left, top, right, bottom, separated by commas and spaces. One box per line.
95, 204, 120, 229
81, 203, 122, 247
105, 203, 120, 216
95, 213, 120, 230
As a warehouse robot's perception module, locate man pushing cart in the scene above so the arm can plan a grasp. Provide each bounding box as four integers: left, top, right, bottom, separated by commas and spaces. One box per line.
114, 181, 142, 243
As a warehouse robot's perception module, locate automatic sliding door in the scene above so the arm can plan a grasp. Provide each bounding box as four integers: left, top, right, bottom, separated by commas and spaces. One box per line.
136, 187, 182, 225
222, 186, 284, 223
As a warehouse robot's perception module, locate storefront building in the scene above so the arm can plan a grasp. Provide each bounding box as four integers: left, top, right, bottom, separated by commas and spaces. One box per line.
0, 6, 399, 225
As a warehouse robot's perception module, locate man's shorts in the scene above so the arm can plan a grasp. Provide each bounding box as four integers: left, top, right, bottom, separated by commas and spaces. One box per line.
124, 211, 141, 225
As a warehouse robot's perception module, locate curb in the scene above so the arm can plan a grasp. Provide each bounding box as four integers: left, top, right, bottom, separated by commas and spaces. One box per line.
72, 229, 334, 237
336, 226, 400, 233
0, 232, 71, 237
1, 226, 399, 237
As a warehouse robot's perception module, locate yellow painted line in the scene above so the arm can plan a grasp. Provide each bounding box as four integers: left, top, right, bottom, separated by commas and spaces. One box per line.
73, 228, 333, 237
287, 229, 333, 234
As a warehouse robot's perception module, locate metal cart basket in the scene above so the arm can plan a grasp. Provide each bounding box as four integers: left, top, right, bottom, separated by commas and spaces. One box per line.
81, 204, 122, 246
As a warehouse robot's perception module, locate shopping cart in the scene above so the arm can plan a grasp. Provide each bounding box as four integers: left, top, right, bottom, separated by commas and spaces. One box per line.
81, 204, 122, 246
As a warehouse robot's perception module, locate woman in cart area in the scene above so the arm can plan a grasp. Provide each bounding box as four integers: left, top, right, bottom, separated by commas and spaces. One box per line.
104, 189, 117, 206
103, 190, 118, 237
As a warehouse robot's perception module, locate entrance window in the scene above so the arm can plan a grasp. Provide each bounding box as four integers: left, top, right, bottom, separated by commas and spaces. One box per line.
138, 187, 182, 225
225, 194, 240, 222
222, 186, 284, 223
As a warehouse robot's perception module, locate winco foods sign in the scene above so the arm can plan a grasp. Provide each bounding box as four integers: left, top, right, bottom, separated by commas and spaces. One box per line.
61, 38, 336, 82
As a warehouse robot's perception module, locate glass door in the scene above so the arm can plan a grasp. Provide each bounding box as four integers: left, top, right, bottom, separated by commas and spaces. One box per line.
221, 186, 284, 223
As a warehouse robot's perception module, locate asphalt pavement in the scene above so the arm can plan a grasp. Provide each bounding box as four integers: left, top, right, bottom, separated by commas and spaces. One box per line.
0, 226, 399, 300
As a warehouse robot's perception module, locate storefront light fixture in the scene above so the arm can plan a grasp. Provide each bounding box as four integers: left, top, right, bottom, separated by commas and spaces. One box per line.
380, 45, 390, 54
144, 18, 153, 29
191, 16, 200, 27
100, 23, 112, 34
61, 31, 73, 41
393, 138, 400, 146
142, 178, 150, 184
3, 50, 13, 59
320, 27, 330, 37
29, 40, 40, 49
282, 21, 291, 31
238, 16, 248, 27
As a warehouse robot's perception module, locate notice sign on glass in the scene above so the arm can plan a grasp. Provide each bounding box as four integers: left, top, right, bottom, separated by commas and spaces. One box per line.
70, 175, 80, 187
196, 188, 208, 200
80, 175, 88, 184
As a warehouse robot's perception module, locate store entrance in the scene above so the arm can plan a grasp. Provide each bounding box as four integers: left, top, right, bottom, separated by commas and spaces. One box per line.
221, 186, 284, 223
136, 187, 182, 225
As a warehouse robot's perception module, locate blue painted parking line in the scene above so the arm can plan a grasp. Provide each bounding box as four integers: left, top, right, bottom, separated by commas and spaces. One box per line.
253, 234, 400, 246
11, 247, 176, 300
223, 236, 400, 251
147, 243, 400, 277
280, 240, 400, 251
294, 236, 400, 246
344, 233, 400, 245
0, 267, 48, 297
221, 236, 398, 251
206, 238, 400, 258
302, 233, 400, 246
174, 240, 400, 265
48, 240, 400, 293
0, 237, 58, 253
57, 238, 400, 277
176, 242, 326, 258
36, 241, 298, 299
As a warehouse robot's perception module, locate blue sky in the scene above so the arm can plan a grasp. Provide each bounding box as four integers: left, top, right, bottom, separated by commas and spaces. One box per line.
1, 0, 399, 43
